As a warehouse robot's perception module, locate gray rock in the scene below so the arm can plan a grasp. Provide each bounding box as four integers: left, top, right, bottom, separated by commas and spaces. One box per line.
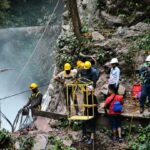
92, 31, 105, 41
68, 130, 82, 140
33, 134, 48, 150
63, 139, 73, 147
49, 119, 60, 128
130, 22, 150, 32
62, 25, 70, 32
101, 11, 124, 26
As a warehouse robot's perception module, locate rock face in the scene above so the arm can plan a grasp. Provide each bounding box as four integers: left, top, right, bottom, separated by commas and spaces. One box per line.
33, 134, 48, 150
43, 0, 150, 116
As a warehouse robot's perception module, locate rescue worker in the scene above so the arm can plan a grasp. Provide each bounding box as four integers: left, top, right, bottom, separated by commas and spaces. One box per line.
109, 58, 120, 94
80, 61, 97, 88
54, 63, 79, 114
139, 55, 150, 113
23, 83, 42, 117
81, 86, 98, 144
76, 60, 84, 77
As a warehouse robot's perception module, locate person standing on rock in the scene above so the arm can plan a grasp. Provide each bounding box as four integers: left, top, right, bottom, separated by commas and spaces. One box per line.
139, 55, 150, 113
23, 83, 43, 118
108, 58, 120, 94
54, 63, 79, 114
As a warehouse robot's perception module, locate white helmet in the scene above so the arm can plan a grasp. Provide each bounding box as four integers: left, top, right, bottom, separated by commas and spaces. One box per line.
146, 55, 150, 62
110, 58, 119, 64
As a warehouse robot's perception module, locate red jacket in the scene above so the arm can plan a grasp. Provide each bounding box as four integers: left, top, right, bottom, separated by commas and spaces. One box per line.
104, 94, 123, 115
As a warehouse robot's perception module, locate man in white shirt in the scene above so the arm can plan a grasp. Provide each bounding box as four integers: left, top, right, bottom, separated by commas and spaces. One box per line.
109, 58, 120, 94
54, 63, 79, 114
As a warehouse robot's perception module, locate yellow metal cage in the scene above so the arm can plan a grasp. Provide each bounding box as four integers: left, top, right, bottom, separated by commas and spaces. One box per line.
66, 78, 95, 121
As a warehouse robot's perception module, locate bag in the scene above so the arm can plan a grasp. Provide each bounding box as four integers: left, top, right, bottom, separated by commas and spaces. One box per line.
113, 101, 122, 112
131, 84, 141, 99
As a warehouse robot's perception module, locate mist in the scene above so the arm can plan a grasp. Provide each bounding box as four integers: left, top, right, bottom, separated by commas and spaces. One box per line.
0, 1, 64, 130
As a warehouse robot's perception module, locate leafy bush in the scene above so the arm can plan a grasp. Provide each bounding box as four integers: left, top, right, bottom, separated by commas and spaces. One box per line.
17, 136, 35, 150
0, 129, 13, 148
48, 136, 76, 150
129, 124, 150, 150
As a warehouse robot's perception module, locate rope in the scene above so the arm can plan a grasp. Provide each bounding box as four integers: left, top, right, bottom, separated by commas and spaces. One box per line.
0, 82, 50, 101
0, 110, 13, 131
15, 0, 60, 84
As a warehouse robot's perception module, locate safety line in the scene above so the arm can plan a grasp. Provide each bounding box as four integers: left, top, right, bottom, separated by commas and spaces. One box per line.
0, 82, 50, 101
15, 0, 60, 84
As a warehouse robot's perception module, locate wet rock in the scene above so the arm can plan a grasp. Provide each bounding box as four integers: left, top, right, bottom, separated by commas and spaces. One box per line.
101, 11, 124, 26
92, 31, 105, 41
33, 134, 48, 150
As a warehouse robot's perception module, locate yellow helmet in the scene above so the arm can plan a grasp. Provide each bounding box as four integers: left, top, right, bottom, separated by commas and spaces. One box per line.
76, 60, 83, 68
30, 83, 38, 90
64, 63, 71, 71
80, 62, 85, 69
84, 61, 91, 69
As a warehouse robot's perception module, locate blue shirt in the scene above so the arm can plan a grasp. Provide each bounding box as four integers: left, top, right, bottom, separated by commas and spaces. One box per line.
109, 66, 120, 86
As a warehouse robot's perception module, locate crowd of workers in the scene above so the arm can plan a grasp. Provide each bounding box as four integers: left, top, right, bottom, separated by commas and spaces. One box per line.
22, 55, 150, 144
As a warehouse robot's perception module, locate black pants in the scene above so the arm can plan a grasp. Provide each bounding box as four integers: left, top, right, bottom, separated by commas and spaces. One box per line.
64, 87, 79, 113
108, 115, 122, 130
82, 116, 97, 135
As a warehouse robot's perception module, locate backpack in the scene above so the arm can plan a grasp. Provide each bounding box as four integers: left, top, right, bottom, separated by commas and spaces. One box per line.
113, 101, 123, 112
92, 67, 101, 82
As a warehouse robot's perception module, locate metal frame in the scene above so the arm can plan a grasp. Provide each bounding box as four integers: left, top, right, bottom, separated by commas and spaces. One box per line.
66, 79, 95, 121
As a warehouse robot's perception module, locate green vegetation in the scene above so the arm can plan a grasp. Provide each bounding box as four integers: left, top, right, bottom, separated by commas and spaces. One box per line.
0, 129, 14, 148
48, 136, 75, 150
129, 124, 150, 150
0, 0, 62, 28
17, 136, 35, 150
123, 31, 150, 76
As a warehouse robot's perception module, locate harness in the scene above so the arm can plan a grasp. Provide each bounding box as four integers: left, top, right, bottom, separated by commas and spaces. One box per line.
30, 92, 41, 110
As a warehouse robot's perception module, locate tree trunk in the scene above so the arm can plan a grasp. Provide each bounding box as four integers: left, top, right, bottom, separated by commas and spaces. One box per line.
68, 0, 82, 40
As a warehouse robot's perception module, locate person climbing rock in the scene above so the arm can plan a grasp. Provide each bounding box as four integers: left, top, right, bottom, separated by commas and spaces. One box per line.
54, 63, 79, 114
104, 86, 123, 143
139, 55, 150, 113
109, 58, 120, 94
23, 83, 43, 117
80, 86, 99, 145
79, 61, 98, 88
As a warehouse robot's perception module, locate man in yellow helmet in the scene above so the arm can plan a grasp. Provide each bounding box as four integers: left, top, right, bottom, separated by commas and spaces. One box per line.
23, 83, 43, 114
80, 61, 97, 88
54, 63, 79, 114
